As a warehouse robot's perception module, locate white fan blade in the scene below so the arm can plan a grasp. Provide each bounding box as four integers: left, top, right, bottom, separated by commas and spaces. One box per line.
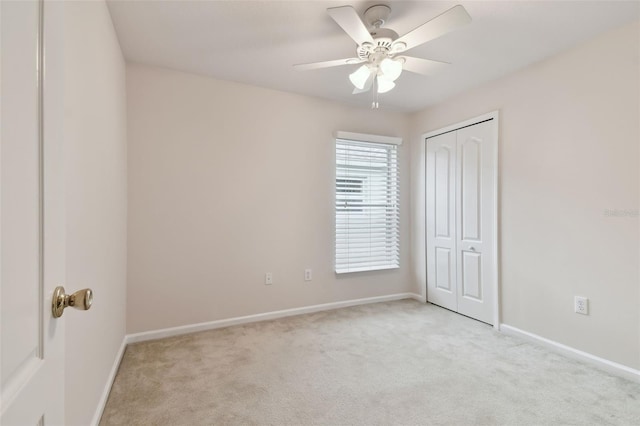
294, 58, 363, 71
352, 70, 375, 94
327, 6, 374, 46
401, 56, 449, 76
393, 5, 471, 52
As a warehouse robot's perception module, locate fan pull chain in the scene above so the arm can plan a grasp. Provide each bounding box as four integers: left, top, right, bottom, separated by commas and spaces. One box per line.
371, 77, 379, 109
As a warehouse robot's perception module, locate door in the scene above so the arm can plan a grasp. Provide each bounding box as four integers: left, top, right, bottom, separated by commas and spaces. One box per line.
455, 121, 495, 324
425, 131, 458, 311
1, 1, 66, 424
426, 118, 497, 325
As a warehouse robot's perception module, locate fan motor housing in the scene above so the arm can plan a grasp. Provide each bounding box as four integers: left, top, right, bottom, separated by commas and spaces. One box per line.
357, 28, 399, 60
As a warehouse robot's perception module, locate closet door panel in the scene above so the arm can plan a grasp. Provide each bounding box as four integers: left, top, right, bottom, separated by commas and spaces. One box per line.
461, 251, 482, 300
435, 248, 453, 291
426, 132, 457, 311
456, 121, 495, 324
460, 137, 481, 242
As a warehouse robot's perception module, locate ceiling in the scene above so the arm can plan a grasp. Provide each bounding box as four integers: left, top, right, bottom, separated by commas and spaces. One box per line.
106, 1, 640, 112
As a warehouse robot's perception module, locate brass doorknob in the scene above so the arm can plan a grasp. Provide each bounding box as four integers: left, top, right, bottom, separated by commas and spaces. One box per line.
52, 286, 93, 318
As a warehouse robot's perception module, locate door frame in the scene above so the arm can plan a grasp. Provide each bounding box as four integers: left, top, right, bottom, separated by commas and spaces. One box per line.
422, 110, 500, 329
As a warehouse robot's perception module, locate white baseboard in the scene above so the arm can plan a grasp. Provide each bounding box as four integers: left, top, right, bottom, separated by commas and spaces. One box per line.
411, 292, 427, 303
126, 292, 422, 344
90, 335, 127, 426
500, 324, 640, 383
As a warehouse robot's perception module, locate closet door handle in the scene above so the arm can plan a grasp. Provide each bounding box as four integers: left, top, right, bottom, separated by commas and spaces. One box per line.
469, 246, 476, 252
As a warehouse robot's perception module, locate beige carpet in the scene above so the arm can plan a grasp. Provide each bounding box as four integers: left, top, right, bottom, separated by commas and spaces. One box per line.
100, 300, 640, 425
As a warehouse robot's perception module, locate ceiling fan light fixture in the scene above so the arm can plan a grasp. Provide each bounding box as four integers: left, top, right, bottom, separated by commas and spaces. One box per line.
349, 64, 372, 89
297, 4, 470, 101
376, 75, 395, 94
380, 58, 403, 81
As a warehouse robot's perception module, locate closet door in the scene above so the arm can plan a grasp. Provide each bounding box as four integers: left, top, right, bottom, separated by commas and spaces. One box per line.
426, 132, 458, 311
455, 121, 495, 324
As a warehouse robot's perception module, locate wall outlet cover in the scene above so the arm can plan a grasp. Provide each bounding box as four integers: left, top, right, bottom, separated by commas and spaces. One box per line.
574, 296, 588, 315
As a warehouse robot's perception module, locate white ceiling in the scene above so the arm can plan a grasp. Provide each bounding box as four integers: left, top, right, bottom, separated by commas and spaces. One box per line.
106, 1, 639, 112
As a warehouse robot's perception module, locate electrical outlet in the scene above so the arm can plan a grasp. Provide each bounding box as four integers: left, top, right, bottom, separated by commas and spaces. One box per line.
574, 296, 588, 315
304, 269, 312, 281
265, 272, 273, 285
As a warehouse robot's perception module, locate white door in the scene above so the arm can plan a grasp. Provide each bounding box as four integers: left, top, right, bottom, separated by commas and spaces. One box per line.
1, 1, 66, 424
425, 131, 458, 311
426, 118, 497, 325
455, 121, 495, 324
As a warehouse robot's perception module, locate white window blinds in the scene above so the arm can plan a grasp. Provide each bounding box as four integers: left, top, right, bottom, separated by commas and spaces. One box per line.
335, 138, 399, 273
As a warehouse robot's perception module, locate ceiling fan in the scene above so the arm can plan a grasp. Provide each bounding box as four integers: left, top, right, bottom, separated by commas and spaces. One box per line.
294, 4, 471, 99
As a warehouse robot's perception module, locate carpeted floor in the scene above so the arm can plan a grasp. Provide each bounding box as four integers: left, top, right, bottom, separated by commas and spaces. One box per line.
100, 300, 640, 425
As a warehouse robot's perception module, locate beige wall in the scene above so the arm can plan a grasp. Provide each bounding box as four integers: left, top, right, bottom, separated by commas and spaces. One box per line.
409, 21, 640, 369
126, 64, 411, 334
64, 1, 128, 424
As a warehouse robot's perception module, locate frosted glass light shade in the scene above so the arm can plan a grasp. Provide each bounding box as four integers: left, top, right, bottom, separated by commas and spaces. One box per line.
380, 58, 402, 81
349, 65, 372, 90
377, 76, 395, 93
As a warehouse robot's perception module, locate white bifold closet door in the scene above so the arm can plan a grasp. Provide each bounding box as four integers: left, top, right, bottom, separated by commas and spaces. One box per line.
426, 119, 495, 325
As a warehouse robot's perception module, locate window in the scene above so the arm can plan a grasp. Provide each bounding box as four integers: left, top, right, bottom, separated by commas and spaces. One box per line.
335, 137, 399, 273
